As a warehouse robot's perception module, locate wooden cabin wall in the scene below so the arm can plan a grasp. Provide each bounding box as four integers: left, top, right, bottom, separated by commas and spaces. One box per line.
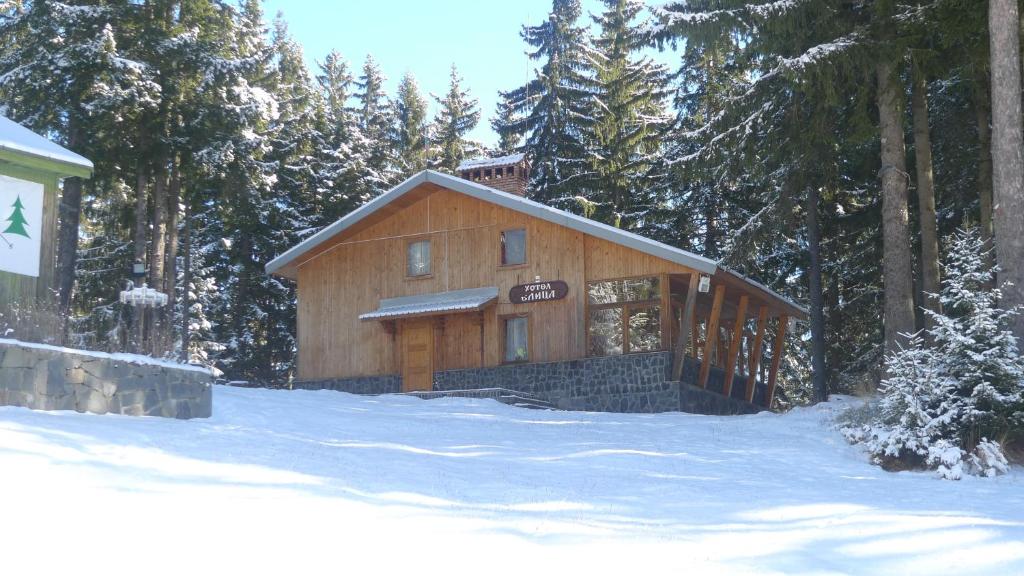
295, 186, 698, 381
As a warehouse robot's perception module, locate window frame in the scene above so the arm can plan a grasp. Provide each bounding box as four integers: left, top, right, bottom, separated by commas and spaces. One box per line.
404, 237, 433, 280
500, 313, 531, 364
497, 227, 528, 269
585, 275, 667, 357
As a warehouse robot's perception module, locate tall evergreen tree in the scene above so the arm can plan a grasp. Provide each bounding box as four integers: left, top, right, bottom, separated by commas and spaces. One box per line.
588, 0, 672, 232
496, 0, 596, 209
431, 64, 480, 173
392, 72, 429, 177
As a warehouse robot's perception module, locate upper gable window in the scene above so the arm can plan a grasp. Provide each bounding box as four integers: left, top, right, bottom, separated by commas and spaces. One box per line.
407, 239, 431, 277
500, 228, 526, 266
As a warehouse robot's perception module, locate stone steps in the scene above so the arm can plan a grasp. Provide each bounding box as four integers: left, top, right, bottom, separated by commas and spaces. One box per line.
400, 387, 556, 411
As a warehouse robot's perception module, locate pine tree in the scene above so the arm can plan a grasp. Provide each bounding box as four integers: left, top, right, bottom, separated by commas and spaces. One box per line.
846, 228, 1024, 479
393, 72, 429, 177
497, 0, 596, 209
491, 92, 521, 154
430, 64, 480, 173
3, 195, 29, 238
589, 0, 672, 232
355, 55, 397, 193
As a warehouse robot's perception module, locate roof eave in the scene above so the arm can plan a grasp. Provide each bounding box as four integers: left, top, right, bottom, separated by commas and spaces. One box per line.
0, 146, 93, 179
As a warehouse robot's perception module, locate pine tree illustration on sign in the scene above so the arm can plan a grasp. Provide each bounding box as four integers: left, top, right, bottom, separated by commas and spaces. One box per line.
4, 195, 30, 238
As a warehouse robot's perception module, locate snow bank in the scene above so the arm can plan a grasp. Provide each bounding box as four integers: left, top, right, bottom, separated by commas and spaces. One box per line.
0, 389, 1021, 575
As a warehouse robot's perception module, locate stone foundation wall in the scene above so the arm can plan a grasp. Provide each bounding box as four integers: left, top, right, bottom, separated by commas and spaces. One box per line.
434, 353, 677, 412
294, 352, 765, 416
292, 374, 401, 395
0, 340, 213, 419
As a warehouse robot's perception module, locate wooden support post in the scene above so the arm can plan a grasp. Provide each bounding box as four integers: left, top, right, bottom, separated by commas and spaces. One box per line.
698, 284, 726, 388
660, 273, 671, 350
745, 306, 769, 403
765, 314, 789, 408
722, 295, 749, 398
672, 273, 699, 381
691, 313, 700, 358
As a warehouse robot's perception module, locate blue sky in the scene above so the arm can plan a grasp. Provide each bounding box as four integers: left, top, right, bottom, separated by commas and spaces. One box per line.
262, 0, 678, 147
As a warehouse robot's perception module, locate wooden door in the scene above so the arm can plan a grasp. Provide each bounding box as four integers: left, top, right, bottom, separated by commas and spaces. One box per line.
401, 321, 434, 392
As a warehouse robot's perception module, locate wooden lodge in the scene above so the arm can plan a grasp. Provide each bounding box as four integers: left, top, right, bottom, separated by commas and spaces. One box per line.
267, 166, 806, 412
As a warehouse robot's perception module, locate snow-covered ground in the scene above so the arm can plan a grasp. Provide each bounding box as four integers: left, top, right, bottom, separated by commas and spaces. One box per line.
1, 388, 1022, 575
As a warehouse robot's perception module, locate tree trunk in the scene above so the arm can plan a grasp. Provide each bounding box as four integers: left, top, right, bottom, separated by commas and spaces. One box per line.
911, 70, 941, 325
163, 157, 181, 354
180, 200, 191, 362
55, 121, 83, 317
131, 128, 149, 353
990, 0, 1024, 340
806, 185, 827, 403
876, 60, 917, 356
975, 80, 995, 261
148, 158, 168, 354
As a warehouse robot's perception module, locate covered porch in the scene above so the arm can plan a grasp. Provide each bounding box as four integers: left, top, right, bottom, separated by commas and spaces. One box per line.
665, 270, 803, 408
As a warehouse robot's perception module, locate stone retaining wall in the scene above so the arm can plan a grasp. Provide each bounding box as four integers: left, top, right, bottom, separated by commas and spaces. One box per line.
0, 340, 213, 419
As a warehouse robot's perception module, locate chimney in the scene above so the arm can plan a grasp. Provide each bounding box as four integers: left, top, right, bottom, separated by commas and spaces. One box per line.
457, 153, 530, 196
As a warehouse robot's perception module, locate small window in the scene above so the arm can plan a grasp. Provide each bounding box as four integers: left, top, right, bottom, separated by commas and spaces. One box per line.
407, 239, 431, 277
507, 166, 515, 177
500, 228, 527, 266
503, 316, 529, 362
484, 168, 492, 180
495, 167, 504, 178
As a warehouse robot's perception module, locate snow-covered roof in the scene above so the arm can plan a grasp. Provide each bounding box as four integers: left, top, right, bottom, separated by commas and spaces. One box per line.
266, 170, 807, 318
457, 153, 526, 171
0, 115, 93, 177
359, 287, 499, 321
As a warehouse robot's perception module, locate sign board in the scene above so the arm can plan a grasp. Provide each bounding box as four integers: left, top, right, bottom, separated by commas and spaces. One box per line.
509, 280, 568, 304
0, 174, 44, 278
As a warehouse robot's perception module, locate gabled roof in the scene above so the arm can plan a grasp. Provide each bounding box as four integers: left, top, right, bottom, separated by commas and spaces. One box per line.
457, 153, 526, 171
266, 170, 807, 318
0, 115, 93, 178
359, 287, 499, 321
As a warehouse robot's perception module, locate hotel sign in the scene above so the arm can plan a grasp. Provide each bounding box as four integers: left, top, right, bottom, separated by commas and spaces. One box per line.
509, 280, 568, 304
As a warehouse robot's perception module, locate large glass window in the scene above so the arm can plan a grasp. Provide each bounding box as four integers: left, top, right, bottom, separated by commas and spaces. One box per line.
503, 316, 529, 362
500, 228, 526, 266
587, 276, 662, 356
407, 239, 431, 277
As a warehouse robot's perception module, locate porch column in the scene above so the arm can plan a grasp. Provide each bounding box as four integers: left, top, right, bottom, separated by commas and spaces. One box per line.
697, 284, 726, 388
745, 306, 768, 403
765, 314, 789, 408
672, 273, 699, 381
722, 295, 749, 397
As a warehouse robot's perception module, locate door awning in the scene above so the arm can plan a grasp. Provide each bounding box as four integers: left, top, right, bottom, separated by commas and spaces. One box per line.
359, 287, 499, 321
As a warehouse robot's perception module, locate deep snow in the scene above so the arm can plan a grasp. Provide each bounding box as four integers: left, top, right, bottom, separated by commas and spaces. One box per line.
1, 387, 1022, 575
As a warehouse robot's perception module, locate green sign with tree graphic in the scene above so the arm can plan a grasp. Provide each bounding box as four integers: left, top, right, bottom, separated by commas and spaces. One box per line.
0, 175, 44, 277
4, 195, 30, 238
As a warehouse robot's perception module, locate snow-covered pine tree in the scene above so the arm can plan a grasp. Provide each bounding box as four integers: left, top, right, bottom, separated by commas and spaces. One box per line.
588, 0, 672, 232
846, 228, 1024, 479
355, 55, 398, 193
310, 50, 371, 227
430, 64, 481, 173
490, 92, 521, 155
392, 72, 430, 178
496, 0, 597, 210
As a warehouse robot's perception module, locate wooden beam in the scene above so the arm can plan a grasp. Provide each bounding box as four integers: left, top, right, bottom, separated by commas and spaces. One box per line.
745, 306, 769, 403
765, 314, 789, 408
722, 295, 749, 398
672, 273, 699, 381
698, 284, 726, 388
660, 273, 671, 350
